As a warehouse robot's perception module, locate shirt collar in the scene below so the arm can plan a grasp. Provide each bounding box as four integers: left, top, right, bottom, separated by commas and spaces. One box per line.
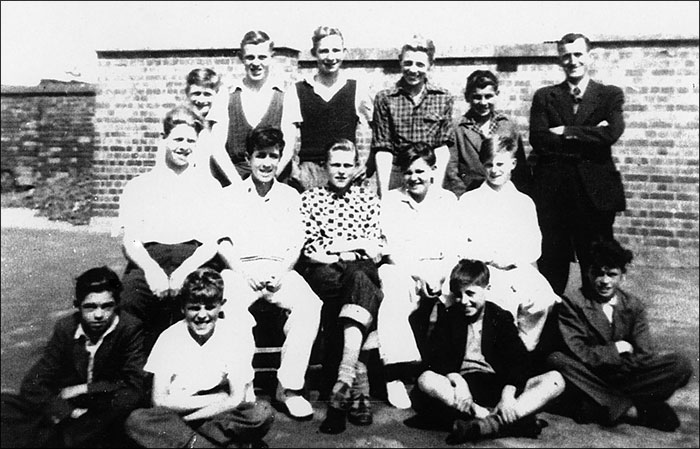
396, 185, 442, 209
74, 315, 120, 343
567, 76, 590, 96
461, 110, 508, 126
242, 176, 280, 201
231, 77, 284, 93
302, 73, 350, 90
388, 78, 447, 96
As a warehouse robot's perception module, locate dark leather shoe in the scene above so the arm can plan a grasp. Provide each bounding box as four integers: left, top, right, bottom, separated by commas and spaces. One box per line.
319, 406, 347, 434
445, 418, 481, 445
348, 394, 373, 426
637, 402, 681, 432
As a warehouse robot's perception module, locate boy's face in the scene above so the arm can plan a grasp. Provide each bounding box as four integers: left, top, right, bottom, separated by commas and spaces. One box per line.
315, 35, 345, 76
79, 291, 117, 340
588, 265, 623, 301
187, 85, 216, 117
242, 42, 272, 84
400, 50, 431, 88
484, 152, 515, 190
164, 124, 198, 170
468, 85, 498, 118
558, 38, 591, 82
454, 283, 487, 319
403, 157, 434, 199
183, 300, 224, 341
248, 146, 281, 186
326, 150, 356, 191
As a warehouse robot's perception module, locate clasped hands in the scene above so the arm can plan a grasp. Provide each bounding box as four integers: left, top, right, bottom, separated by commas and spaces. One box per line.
144, 266, 190, 300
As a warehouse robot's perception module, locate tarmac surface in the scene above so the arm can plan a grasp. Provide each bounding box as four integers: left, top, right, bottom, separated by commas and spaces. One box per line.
1, 208, 698, 448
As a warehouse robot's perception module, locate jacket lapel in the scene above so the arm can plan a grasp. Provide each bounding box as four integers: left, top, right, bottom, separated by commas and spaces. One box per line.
551, 82, 576, 125
582, 296, 614, 342
574, 80, 601, 125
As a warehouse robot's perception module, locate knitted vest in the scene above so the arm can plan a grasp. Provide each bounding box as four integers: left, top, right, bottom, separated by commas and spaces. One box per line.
296, 79, 357, 162
225, 88, 284, 163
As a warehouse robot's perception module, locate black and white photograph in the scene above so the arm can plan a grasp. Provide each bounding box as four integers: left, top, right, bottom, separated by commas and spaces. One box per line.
1, 1, 698, 447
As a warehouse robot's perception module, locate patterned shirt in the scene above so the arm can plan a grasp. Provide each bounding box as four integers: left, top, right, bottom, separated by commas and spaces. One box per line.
300, 185, 382, 257
461, 110, 511, 138
371, 79, 455, 158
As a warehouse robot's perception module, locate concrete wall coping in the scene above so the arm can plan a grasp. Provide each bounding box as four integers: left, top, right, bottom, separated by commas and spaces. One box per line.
95, 35, 699, 61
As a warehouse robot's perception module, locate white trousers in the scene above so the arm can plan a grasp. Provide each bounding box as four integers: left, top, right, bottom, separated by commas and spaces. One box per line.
221, 263, 322, 391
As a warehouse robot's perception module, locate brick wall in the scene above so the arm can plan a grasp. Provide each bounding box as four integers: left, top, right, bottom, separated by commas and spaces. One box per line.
94, 39, 699, 266
0, 80, 96, 185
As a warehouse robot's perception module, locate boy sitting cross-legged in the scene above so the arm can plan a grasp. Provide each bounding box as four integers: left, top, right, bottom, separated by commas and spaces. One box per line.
125, 268, 273, 448
407, 259, 564, 444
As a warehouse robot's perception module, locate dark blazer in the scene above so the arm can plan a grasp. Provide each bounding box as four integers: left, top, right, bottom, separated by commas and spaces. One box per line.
414, 301, 532, 394
447, 113, 532, 196
529, 80, 626, 212
19, 311, 147, 423
557, 287, 655, 377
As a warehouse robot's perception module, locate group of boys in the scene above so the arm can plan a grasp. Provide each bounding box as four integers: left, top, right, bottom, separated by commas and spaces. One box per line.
0, 28, 693, 449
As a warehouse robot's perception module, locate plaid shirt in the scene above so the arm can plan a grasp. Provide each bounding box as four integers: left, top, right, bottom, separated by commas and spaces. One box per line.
371, 79, 455, 158
300, 185, 382, 257
461, 110, 510, 138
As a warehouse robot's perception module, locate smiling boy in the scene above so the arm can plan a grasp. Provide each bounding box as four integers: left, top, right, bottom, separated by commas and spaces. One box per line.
407, 259, 563, 444
447, 70, 530, 196
125, 268, 273, 448
217, 127, 321, 421
372, 35, 454, 197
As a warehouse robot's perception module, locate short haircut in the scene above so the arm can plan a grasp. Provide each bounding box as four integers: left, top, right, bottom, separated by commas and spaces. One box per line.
449, 259, 490, 295
465, 70, 499, 98
246, 127, 285, 156
396, 142, 436, 173
479, 135, 518, 164
185, 67, 221, 93
179, 268, 224, 308
589, 239, 634, 273
557, 33, 592, 52
399, 35, 436, 65
311, 26, 344, 56
325, 138, 359, 165
74, 266, 123, 307
239, 30, 274, 60
162, 106, 204, 137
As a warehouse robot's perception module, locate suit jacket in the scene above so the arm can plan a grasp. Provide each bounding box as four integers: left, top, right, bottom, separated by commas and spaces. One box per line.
19, 312, 147, 423
529, 80, 626, 212
414, 301, 531, 394
557, 287, 655, 378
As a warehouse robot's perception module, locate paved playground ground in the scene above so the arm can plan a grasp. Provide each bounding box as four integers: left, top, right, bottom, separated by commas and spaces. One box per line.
1, 209, 698, 447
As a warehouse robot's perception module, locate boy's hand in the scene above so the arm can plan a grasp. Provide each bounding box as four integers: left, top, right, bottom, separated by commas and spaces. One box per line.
494, 386, 519, 424
60, 384, 88, 400
144, 267, 170, 299
615, 340, 634, 354
70, 408, 88, 419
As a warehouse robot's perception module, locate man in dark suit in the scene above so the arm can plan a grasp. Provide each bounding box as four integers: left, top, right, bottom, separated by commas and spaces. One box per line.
547, 239, 692, 431
529, 32, 626, 296
0, 266, 148, 448
405, 259, 564, 444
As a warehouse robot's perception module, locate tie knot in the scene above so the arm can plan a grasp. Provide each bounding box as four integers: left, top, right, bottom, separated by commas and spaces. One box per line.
572, 87, 583, 103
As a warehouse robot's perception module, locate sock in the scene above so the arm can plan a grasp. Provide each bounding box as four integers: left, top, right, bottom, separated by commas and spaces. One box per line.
337, 325, 362, 386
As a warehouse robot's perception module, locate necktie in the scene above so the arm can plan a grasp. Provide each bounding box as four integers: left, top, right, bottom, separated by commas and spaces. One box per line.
572, 86, 583, 113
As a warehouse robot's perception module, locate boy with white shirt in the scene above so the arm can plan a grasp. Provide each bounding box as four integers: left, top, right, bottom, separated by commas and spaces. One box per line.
217, 127, 321, 421
207, 30, 300, 185
377, 143, 460, 409
284, 26, 374, 191
125, 268, 273, 448
457, 135, 560, 356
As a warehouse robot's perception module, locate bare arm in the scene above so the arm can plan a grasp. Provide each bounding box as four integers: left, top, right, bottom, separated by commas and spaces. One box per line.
122, 232, 169, 298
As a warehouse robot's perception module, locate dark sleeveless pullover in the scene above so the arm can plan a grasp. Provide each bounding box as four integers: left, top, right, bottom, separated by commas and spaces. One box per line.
225, 87, 284, 163
296, 79, 357, 162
